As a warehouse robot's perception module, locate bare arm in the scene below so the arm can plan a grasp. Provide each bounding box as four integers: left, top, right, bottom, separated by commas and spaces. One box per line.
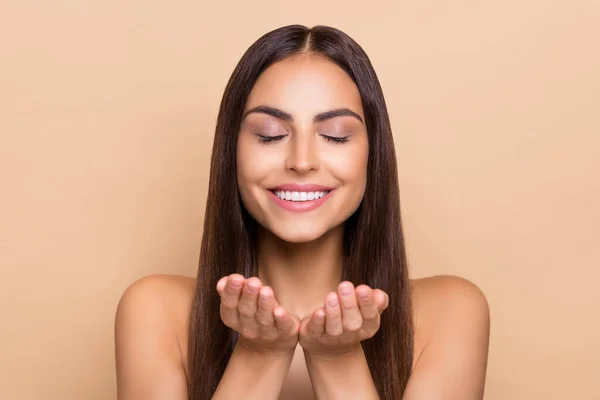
212, 343, 294, 399
115, 275, 299, 400
212, 275, 300, 399
299, 283, 388, 400
304, 345, 378, 400
114, 276, 188, 400
402, 276, 490, 400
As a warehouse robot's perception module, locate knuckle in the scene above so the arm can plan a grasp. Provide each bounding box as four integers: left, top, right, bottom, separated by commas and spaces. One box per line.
310, 328, 323, 337
238, 309, 254, 318
363, 315, 379, 324
363, 321, 377, 331
344, 321, 362, 332
237, 303, 255, 317
221, 298, 237, 308
241, 329, 258, 340
328, 328, 343, 337
256, 316, 272, 327
226, 279, 242, 290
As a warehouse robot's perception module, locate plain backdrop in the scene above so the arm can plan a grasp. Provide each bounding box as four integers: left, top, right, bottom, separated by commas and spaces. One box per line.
1, 1, 599, 399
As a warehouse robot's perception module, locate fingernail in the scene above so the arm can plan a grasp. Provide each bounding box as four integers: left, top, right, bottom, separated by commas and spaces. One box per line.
230, 279, 242, 288
328, 296, 338, 307
357, 289, 370, 299
340, 283, 353, 296
247, 283, 259, 293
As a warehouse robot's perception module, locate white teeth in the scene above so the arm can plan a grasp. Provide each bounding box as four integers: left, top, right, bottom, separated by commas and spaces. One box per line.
273, 190, 329, 202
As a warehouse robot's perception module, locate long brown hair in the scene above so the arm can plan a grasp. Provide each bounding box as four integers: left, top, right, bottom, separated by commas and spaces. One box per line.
188, 24, 413, 399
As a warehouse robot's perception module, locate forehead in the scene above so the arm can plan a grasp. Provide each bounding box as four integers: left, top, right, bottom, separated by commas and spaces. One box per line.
244, 53, 364, 118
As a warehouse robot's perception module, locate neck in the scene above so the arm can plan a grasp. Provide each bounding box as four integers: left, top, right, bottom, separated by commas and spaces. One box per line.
257, 225, 345, 319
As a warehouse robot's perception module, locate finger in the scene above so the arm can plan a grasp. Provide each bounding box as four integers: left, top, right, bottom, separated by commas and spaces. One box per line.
307, 308, 326, 337
219, 274, 244, 328
338, 282, 362, 332
325, 292, 343, 336
274, 305, 295, 332
221, 274, 244, 306
237, 277, 261, 336
356, 285, 380, 332
256, 286, 277, 339
216, 276, 228, 296
373, 289, 389, 313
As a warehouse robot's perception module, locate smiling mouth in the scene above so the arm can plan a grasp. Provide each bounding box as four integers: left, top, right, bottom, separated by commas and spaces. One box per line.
269, 190, 331, 202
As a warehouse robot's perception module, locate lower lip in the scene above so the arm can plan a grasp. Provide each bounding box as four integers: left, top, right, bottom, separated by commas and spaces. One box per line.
268, 190, 333, 212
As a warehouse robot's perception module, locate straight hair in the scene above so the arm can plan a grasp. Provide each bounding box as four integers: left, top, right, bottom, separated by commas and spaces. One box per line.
188, 24, 413, 399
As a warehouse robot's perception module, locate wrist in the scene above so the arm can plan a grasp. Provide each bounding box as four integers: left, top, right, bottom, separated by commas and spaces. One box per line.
235, 340, 296, 361
303, 343, 363, 362
213, 341, 296, 400
302, 344, 378, 400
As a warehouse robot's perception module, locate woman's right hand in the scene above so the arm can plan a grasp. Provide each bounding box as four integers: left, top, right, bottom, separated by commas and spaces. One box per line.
216, 274, 300, 353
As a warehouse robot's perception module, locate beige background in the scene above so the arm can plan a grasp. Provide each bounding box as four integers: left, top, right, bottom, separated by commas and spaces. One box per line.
1, 1, 599, 399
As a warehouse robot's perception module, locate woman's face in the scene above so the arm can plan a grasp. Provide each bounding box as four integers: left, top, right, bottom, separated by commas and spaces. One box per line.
236, 53, 369, 243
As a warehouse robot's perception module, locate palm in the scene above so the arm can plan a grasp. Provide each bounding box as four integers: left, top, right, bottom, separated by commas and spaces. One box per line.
297, 282, 388, 356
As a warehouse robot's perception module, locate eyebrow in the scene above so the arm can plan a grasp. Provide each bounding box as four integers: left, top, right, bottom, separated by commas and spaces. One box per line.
242, 105, 364, 124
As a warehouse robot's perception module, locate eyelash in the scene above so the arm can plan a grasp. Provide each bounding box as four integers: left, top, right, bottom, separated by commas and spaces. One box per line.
323, 135, 349, 144
257, 134, 286, 143
257, 134, 349, 144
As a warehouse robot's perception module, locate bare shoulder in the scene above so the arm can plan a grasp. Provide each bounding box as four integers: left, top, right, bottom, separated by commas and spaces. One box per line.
410, 274, 490, 349
117, 274, 196, 321
411, 275, 489, 318
114, 274, 196, 399
405, 275, 490, 399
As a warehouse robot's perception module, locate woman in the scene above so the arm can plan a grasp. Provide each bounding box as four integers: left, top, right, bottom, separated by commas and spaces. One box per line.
115, 25, 490, 399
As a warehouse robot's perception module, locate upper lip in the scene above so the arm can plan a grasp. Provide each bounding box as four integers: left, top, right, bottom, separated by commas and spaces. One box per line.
269, 183, 334, 192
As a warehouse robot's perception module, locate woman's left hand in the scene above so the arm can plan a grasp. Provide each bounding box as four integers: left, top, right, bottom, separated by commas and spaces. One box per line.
298, 281, 389, 357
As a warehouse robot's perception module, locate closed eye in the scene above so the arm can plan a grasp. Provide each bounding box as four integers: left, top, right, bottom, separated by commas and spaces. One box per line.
321, 134, 349, 144
257, 134, 287, 143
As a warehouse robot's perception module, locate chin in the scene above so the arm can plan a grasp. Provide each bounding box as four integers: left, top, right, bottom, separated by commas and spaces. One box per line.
268, 222, 331, 244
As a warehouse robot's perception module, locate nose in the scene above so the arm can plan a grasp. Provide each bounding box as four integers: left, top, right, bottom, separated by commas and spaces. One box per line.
284, 132, 320, 173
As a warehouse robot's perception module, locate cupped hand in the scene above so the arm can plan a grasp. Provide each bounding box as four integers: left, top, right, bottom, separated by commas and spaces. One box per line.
298, 281, 389, 357
217, 274, 300, 353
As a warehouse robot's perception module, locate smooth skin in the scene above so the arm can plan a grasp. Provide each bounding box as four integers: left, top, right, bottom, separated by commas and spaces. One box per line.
115, 275, 489, 399
214, 274, 390, 399
216, 274, 388, 354
115, 52, 490, 399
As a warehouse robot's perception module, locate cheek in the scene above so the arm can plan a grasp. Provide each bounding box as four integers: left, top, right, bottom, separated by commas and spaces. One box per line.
236, 138, 280, 202
236, 139, 257, 207
329, 140, 369, 190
